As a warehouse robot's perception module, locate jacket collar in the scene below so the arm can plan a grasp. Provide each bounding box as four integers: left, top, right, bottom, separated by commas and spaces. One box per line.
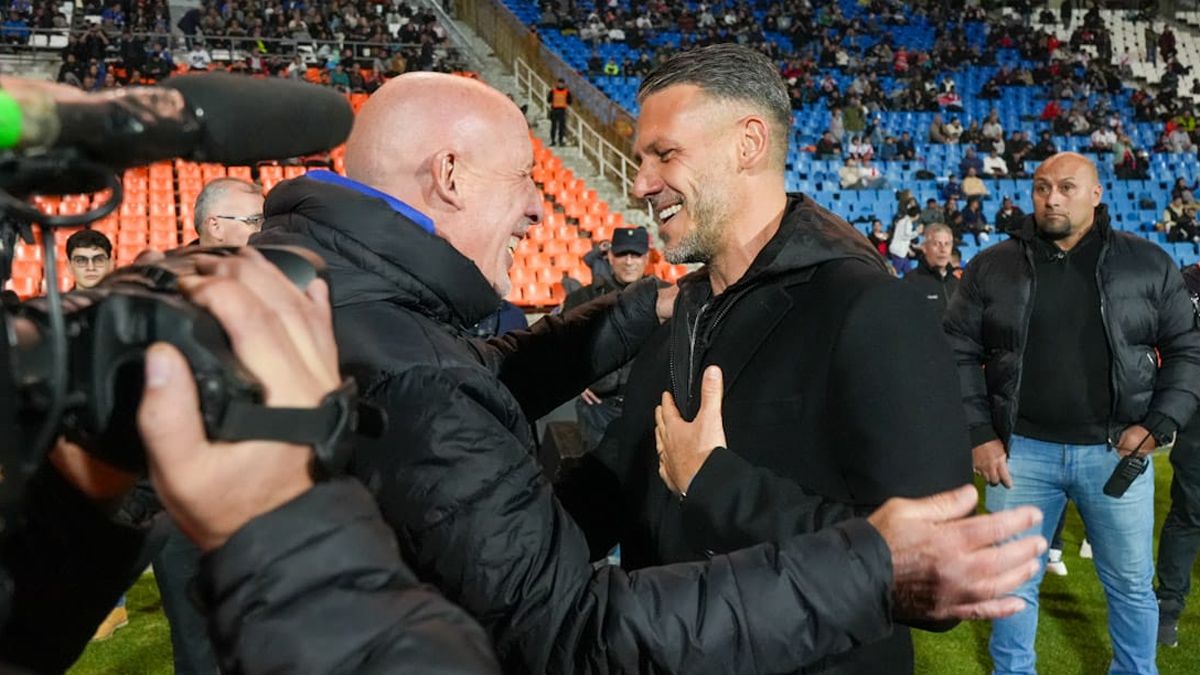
675, 192, 887, 299
253, 176, 501, 330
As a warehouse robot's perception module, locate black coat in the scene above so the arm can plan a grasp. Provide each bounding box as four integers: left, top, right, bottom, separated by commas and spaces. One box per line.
0, 464, 499, 675
253, 177, 902, 675
903, 256, 960, 317
560, 194, 972, 675
943, 206, 1200, 448
198, 479, 501, 675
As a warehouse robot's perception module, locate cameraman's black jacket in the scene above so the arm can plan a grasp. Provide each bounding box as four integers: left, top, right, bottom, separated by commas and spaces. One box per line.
944, 206, 1200, 449
253, 177, 897, 675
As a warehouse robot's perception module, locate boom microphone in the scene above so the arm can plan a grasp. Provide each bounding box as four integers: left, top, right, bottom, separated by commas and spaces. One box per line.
0, 73, 354, 168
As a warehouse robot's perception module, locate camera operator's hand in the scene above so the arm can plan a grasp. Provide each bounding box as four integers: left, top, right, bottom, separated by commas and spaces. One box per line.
138, 248, 341, 551
867, 484, 1045, 622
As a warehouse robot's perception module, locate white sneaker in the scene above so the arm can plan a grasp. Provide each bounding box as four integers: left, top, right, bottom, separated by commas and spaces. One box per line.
1045, 549, 1068, 576
1080, 539, 1093, 559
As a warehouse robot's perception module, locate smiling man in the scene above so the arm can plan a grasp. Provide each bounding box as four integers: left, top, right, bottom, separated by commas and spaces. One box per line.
252, 70, 1046, 675
557, 44, 973, 675
945, 152, 1200, 674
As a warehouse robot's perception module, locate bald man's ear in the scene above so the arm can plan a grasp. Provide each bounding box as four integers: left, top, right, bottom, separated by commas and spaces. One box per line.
431, 150, 465, 210
736, 115, 771, 171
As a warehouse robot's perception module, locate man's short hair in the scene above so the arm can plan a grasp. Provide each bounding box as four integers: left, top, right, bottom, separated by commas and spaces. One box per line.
637, 43, 791, 169
925, 223, 953, 240
65, 229, 112, 256
194, 177, 262, 232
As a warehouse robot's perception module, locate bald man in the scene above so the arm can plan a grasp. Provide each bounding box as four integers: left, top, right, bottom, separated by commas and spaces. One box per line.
253, 73, 1046, 674
945, 152, 1200, 674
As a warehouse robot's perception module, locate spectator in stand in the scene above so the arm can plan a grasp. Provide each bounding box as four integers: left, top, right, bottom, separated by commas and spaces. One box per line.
904, 223, 959, 317
960, 147, 984, 177
602, 57, 620, 76
929, 113, 948, 144
984, 149, 1009, 177
1161, 196, 1198, 243
1030, 130, 1058, 160
1168, 125, 1196, 154
961, 198, 993, 245
960, 119, 983, 147
1089, 125, 1117, 153
879, 135, 899, 161
896, 130, 917, 160
847, 134, 873, 160
918, 198, 945, 228
186, 42, 213, 71
1040, 98, 1062, 122
944, 117, 964, 144
889, 199, 922, 274
982, 110, 1004, 149
814, 129, 841, 158
868, 218, 889, 257
829, 106, 845, 143
962, 167, 989, 200
562, 227, 651, 452
1173, 177, 1197, 204
839, 157, 885, 189
0, 11, 29, 44
995, 196, 1026, 235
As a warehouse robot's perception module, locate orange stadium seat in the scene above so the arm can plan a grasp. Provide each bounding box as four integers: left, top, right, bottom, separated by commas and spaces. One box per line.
227, 166, 253, 182
6, 276, 37, 299
283, 166, 307, 179
541, 239, 567, 256
567, 237, 593, 256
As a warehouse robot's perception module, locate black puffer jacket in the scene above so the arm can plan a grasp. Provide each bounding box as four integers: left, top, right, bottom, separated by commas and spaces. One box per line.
253, 177, 898, 675
944, 206, 1200, 448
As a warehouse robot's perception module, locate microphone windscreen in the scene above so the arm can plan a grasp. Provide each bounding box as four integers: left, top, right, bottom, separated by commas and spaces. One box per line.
162, 73, 354, 164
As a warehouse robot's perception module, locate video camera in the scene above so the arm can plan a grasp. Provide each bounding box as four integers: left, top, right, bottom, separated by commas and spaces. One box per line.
0, 73, 363, 531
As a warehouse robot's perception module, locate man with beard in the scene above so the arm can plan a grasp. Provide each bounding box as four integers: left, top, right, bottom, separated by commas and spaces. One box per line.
558, 44, 974, 674
254, 70, 1044, 674
945, 153, 1200, 674
563, 227, 652, 451
903, 223, 959, 317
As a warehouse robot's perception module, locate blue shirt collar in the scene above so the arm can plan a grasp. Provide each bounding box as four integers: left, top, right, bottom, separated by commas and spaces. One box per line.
306, 170, 435, 234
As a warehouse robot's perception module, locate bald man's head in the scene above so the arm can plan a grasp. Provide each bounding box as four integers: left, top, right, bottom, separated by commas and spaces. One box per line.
343, 73, 543, 296
1032, 152, 1103, 243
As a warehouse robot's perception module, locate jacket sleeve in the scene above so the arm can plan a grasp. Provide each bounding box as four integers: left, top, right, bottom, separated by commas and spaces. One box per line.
0, 464, 150, 673
359, 367, 896, 675
1145, 256, 1200, 435
943, 257, 1001, 447
482, 277, 660, 420
199, 478, 501, 675
679, 447, 859, 549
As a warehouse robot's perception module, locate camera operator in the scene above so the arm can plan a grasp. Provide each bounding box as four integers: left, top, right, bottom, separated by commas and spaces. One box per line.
0, 249, 500, 674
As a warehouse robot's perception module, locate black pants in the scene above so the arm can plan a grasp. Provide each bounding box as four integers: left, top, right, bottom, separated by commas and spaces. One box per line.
575, 396, 623, 452
549, 107, 567, 145
152, 517, 220, 675
1157, 430, 1200, 624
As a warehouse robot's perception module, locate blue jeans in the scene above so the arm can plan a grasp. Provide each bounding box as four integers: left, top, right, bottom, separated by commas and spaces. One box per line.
985, 434, 1158, 675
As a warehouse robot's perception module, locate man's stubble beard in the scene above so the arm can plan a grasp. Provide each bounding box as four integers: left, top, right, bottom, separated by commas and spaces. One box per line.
664, 172, 731, 266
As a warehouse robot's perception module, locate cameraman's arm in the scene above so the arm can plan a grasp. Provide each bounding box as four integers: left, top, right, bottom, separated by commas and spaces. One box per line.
140, 250, 499, 674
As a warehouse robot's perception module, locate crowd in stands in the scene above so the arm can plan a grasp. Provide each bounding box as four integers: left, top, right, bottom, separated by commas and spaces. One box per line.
529, 0, 1200, 270
54, 0, 460, 93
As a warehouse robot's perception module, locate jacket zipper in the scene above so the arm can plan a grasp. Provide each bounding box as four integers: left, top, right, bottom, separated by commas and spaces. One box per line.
1095, 237, 1118, 446
1010, 242, 1038, 445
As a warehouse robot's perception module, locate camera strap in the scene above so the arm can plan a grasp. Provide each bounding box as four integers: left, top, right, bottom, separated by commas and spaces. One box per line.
216, 378, 386, 480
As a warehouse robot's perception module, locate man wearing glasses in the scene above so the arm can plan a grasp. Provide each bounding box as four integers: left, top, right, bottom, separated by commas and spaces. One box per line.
193, 177, 264, 247
65, 230, 113, 290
